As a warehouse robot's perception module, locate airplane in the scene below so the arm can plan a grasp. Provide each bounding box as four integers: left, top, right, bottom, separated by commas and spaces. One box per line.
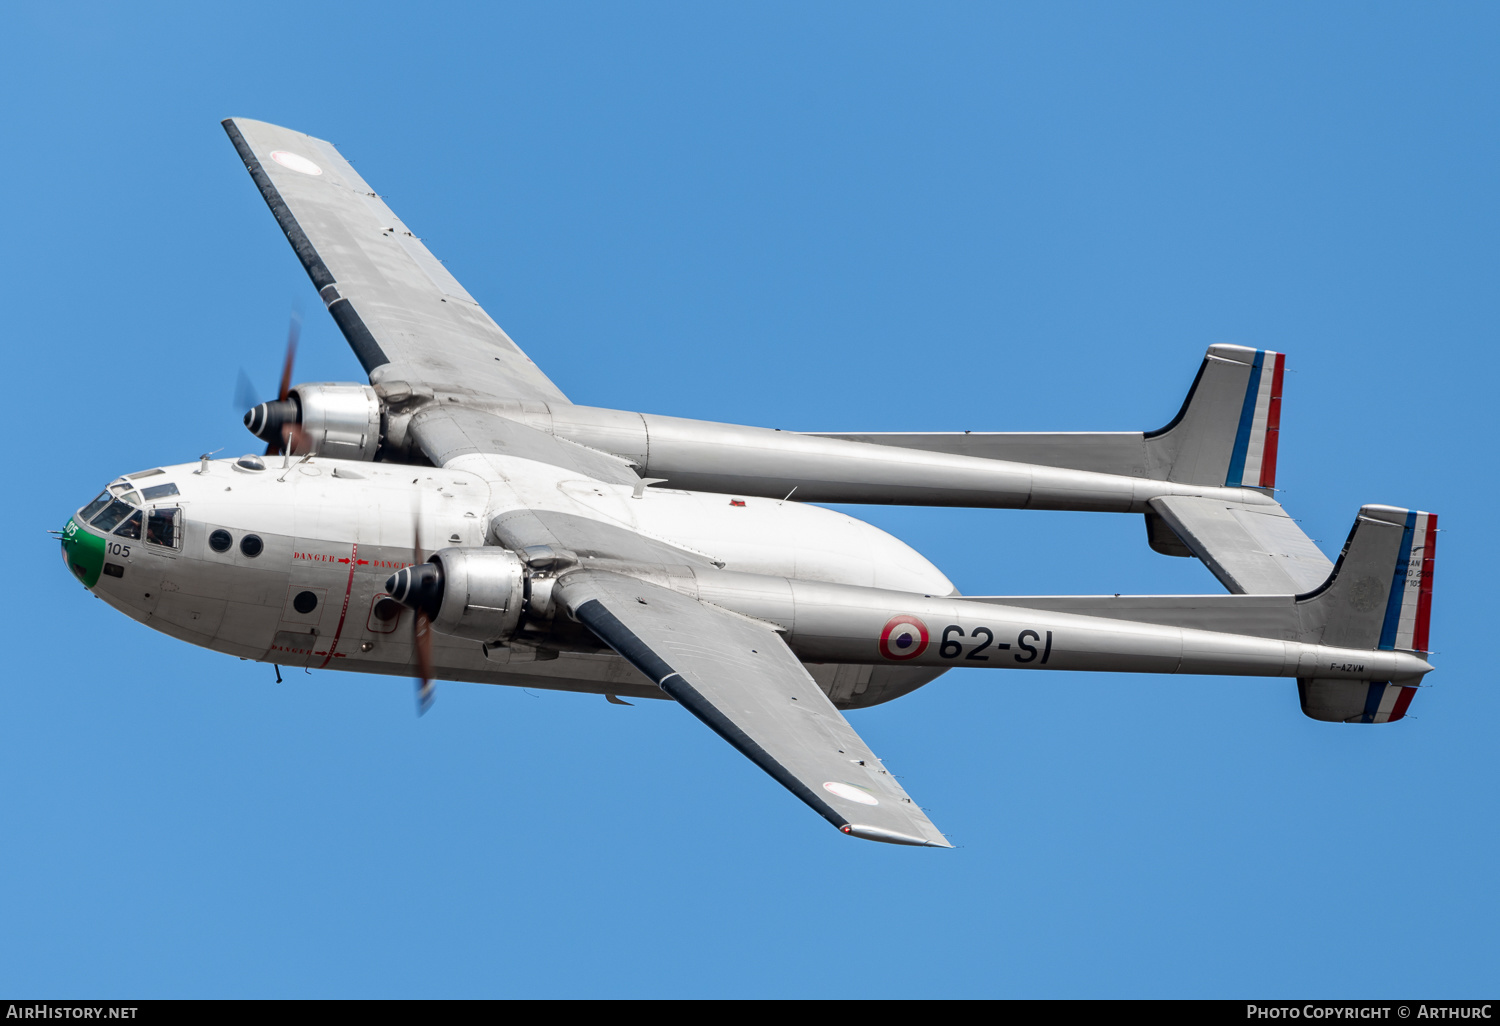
57, 119, 1437, 848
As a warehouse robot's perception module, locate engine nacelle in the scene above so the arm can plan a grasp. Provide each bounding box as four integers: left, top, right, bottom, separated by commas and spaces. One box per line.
296, 383, 382, 461
245, 382, 382, 461
387, 547, 527, 644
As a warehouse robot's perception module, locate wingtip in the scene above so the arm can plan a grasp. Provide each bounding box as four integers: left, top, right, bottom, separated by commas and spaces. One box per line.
841, 823, 952, 848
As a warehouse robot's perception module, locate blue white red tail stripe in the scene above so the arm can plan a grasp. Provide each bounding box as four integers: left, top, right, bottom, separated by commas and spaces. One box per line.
1412, 514, 1437, 653
1358, 681, 1418, 723
1259, 353, 1284, 487
1377, 510, 1436, 653
1224, 349, 1284, 489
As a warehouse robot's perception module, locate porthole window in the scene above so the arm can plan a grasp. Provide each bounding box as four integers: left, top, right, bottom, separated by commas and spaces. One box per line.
293, 590, 319, 614
209, 530, 232, 553
240, 534, 264, 557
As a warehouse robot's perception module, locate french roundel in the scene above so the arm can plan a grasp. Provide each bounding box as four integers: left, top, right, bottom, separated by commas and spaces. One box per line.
270, 150, 323, 176
879, 614, 930, 661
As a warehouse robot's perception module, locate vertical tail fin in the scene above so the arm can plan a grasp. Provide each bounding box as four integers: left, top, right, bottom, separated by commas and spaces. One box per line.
1298, 505, 1437, 653
1294, 505, 1437, 722
1145, 344, 1285, 491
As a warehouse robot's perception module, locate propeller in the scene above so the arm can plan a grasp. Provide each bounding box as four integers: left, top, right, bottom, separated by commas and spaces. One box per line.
386, 503, 440, 715
412, 512, 435, 716
242, 312, 311, 456
233, 369, 260, 415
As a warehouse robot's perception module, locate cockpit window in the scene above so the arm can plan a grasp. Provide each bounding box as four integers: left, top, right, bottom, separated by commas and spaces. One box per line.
78, 491, 111, 522
146, 507, 181, 549
114, 510, 143, 540
141, 483, 179, 501
91, 500, 136, 533
104, 482, 141, 505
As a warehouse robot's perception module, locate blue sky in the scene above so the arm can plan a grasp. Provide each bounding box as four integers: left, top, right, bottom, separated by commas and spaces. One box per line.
5, 1, 1496, 997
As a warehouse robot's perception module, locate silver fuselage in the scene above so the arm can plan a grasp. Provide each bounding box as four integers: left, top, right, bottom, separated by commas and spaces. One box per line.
64, 453, 1429, 710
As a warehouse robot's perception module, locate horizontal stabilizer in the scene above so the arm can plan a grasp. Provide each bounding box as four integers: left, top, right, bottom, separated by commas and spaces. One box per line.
1148, 495, 1333, 595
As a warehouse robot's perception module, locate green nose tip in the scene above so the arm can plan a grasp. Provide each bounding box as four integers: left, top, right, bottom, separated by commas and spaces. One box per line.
61, 516, 105, 588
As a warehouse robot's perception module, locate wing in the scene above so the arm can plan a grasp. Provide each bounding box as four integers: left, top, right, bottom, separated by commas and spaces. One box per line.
552, 569, 951, 847
223, 118, 568, 405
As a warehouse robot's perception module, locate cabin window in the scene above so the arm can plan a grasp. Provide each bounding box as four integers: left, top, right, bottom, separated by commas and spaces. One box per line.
208, 529, 233, 553
240, 534, 264, 558
146, 508, 181, 549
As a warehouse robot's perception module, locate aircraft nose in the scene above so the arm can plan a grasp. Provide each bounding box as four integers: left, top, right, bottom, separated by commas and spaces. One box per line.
60, 514, 106, 588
